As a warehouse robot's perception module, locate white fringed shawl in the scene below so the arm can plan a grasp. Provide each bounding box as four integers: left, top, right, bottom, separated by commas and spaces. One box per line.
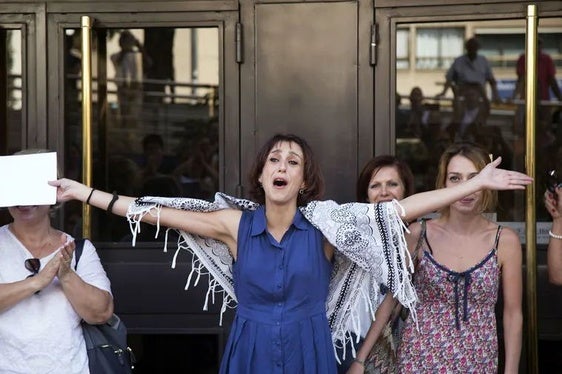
126, 193, 416, 360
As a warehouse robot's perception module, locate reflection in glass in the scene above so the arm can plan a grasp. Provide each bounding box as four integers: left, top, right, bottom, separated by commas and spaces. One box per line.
63, 27, 219, 242
415, 27, 463, 70
0, 28, 23, 228
0, 29, 22, 156
396, 29, 410, 69
395, 19, 562, 223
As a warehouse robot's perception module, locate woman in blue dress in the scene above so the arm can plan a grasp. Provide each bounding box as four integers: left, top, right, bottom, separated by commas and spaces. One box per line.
51, 134, 531, 373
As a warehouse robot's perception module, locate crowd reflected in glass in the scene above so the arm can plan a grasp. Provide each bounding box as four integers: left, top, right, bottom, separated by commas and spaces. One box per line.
63, 27, 219, 242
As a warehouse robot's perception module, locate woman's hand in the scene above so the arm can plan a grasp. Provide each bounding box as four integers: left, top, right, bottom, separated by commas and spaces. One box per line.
545, 188, 562, 220
57, 239, 76, 280
475, 157, 532, 191
33, 234, 74, 291
31, 257, 60, 292
48, 178, 90, 203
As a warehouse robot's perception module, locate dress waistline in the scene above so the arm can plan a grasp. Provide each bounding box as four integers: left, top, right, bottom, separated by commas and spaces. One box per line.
236, 304, 326, 325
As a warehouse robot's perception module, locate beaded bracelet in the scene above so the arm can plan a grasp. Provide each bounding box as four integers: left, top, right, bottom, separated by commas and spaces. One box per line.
549, 230, 562, 240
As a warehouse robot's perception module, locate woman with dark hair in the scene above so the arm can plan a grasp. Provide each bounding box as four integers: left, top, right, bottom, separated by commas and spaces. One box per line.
397, 142, 522, 373
345, 155, 414, 374
51, 134, 530, 373
356, 155, 415, 203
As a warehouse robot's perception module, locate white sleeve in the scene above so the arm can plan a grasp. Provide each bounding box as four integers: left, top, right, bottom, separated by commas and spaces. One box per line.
74, 239, 113, 295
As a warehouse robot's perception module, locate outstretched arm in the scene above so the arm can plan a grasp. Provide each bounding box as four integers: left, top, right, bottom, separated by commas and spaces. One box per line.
398, 157, 531, 222
49, 179, 241, 254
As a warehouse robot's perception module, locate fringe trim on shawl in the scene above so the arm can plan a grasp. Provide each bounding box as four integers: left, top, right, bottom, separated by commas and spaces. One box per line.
125, 194, 417, 361
300, 199, 417, 362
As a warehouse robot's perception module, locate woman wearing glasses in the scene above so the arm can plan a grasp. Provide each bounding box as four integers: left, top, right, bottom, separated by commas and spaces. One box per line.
0, 151, 113, 373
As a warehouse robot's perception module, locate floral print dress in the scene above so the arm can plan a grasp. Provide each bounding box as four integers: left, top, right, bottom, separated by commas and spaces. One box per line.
397, 222, 502, 373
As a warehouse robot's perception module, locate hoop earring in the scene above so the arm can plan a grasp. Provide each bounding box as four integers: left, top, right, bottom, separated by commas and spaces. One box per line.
299, 188, 305, 195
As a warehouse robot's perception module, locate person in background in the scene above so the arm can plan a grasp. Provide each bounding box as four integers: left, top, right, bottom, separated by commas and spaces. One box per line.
173, 136, 218, 199
0, 150, 113, 373
343, 155, 414, 374
404, 87, 433, 139
138, 133, 178, 182
111, 30, 150, 128
512, 38, 562, 143
437, 37, 500, 115
512, 38, 562, 106
50, 134, 531, 373
544, 180, 562, 285
397, 142, 522, 373
143, 28, 176, 104
446, 83, 489, 143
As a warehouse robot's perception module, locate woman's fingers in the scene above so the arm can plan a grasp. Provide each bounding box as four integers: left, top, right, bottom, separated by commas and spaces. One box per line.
60, 240, 76, 263
491, 156, 502, 167
48, 178, 78, 202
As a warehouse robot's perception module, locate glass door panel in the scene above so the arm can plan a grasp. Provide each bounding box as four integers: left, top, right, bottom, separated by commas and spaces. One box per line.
0, 26, 24, 227
391, 15, 562, 371
394, 18, 562, 227
63, 26, 219, 242
0, 27, 23, 156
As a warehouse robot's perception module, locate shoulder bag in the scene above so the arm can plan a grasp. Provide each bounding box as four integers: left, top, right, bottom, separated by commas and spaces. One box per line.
74, 239, 136, 374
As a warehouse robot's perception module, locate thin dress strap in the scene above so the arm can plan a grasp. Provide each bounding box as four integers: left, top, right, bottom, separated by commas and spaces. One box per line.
419, 219, 434, 255
492, 225, 503, 250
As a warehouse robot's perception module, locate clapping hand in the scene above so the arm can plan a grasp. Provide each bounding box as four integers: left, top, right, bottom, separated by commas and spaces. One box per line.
57, 238, 76, 280
545, 188, 562, 220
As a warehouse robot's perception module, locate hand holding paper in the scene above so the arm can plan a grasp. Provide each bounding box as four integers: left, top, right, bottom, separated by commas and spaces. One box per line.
0, 152, 58, 207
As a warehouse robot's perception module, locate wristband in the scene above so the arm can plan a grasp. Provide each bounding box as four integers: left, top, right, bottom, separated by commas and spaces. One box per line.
107, 191, 119, 214
549, 230, 562, 240
86, 188, 95, 205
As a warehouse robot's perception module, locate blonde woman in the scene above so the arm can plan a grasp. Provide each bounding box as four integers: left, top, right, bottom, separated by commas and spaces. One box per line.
397, 143, 522, 373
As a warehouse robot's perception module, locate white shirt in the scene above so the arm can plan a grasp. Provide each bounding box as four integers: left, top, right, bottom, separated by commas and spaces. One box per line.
0, 225, 112, 374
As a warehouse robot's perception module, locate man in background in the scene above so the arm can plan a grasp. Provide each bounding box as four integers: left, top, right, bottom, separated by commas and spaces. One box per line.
437, 37, 500, 114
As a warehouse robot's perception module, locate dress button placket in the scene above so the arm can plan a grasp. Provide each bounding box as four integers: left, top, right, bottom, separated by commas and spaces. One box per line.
271, 244, 285, 372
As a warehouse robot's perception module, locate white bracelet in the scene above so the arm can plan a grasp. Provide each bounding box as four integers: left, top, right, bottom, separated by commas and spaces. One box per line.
549, 230, 562, 240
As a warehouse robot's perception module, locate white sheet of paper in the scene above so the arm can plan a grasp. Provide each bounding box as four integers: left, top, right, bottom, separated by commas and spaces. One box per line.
0, 152, 58, 207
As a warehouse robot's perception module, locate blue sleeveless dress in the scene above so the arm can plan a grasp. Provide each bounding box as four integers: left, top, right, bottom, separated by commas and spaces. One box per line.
219, 206, 336, 373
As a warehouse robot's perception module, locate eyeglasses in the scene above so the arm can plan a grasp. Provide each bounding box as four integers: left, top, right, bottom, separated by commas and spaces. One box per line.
24, 258, 41, 294
25, 258, 41, 278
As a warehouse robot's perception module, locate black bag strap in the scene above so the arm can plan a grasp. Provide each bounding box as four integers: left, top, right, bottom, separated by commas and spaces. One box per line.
73, 238, 136, 370
74, 238, 86, 271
